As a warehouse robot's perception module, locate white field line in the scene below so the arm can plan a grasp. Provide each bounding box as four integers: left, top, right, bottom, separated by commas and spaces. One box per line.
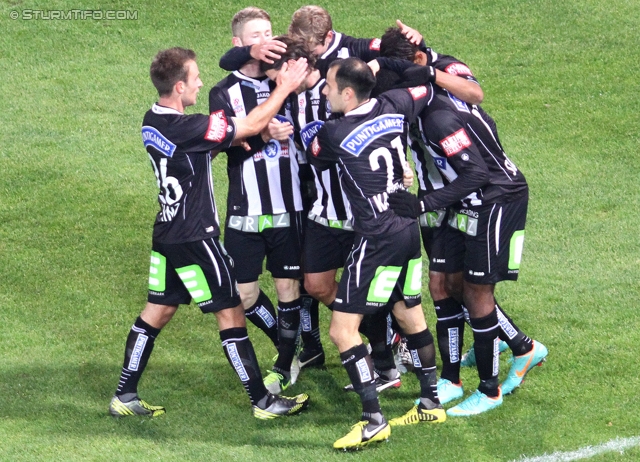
512, 436, 640, 462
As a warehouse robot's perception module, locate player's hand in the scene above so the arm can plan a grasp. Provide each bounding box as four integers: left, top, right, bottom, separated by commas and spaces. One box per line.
367, 59, 381, 75
402, 167, 414, 188
250, 39, 288, 64
388, 190, 423, 218
396, 19, 423, 46
276, 58, 309, 93
266, 117, 294, 141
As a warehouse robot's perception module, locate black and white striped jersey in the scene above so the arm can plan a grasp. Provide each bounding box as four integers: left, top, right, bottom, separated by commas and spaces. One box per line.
209, 71, 303, 217
292, 77, 352, 221
309, 86, 432, 236
142, 103, 236, 244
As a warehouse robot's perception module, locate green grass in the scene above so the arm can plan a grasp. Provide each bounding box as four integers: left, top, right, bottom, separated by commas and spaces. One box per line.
1, 0, 640, 460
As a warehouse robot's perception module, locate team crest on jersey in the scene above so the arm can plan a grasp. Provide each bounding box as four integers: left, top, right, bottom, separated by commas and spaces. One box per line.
340, 115, 405, 156
311, 137, 321, 157
142, 126, 176, 157
408, 86, 428, 100
370, 38, 381, 50
440, 128, 472, 157
444, 63, 473, 76
301, 120, 325, 150
205, 110, 228, 143
263, 141, 281, 161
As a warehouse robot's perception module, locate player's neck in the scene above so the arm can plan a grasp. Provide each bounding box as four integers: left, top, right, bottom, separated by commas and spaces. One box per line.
345, 98, 371, 115
239, 61, 265, 79
157, 95, 184, 114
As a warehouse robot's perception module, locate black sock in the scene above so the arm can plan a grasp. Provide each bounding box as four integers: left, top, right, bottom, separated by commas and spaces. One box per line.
115, 317, 161, 400
340, 344, 382, 421
469, 310, 501, 397
300, 294, 322, 351
406, 329, 441, 406
434, 297, 465, 384
220, 327, 268, 406
273, 298, 302, 376
495, 301, 533, 356
245, 290, 279, 349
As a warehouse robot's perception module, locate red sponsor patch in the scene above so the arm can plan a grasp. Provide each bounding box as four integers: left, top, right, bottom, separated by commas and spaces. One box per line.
205, 110, 228, 143
440, 129, 472, 157
311, 137, 321, 157
408, 86, 427, 100
444, 62, 473, 76
369, 38, 381, 51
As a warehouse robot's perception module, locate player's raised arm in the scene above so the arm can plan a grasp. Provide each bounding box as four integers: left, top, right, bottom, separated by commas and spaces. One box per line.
233, 58, 308, 140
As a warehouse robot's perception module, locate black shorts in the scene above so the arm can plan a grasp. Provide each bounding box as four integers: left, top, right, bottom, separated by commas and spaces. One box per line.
147, 237, 241, 313
333, 225, 423, 316
449, 196, 528, 284
421, 215, 465, 274
224, 212, 303, 283
303, 219, 355, 273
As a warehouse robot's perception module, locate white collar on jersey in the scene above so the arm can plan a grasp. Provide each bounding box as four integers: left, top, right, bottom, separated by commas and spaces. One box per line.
152, 103, 182, 115
321, 31, 343, 59
232, 70, 269, 86
345, 98, 377, 116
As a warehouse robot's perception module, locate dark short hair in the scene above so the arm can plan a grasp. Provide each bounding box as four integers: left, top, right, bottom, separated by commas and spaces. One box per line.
260, 35, 316, 73
380, 27, 418, 61
150, 47, 196, 97
329, 57, 376, 101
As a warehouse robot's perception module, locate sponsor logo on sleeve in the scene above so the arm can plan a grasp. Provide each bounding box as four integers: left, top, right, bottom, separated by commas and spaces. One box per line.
300, 120, 325, 150
444, 62, 473, 76
340, 115, 405, 156
408, 86, 427, 100
142, 126, 176, 157
205, 110, 229, 143
440, 128, 472, 157
311, 137, 321, 157
369, 38, 381, 50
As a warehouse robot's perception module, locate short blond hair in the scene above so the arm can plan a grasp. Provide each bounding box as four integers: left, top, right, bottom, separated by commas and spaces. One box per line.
288, 5, 332, 46
231, 7, 271, 37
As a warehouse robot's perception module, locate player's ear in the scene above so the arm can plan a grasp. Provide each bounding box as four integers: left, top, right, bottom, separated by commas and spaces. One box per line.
232, 36, 242, 47
175, 80, 185, 94
414, 51, 427, 66
324, 30, 333, 47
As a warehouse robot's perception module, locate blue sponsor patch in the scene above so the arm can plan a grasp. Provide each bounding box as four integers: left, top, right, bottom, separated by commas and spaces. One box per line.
340, 115, 404, 156
300, 120, 324, 150
142, 126, 176, 158
447, 92, 470, 113
433, 157, 447, 170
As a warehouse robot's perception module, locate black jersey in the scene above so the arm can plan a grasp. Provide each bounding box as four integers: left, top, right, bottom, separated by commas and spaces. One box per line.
406, 51, 486, 196
418, 86, 529, 210
309, 86, 432, 235
292, 77, 352, 221
209, 71, 303, 217
142, 103, 236, 244
314, 32, 380, 77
